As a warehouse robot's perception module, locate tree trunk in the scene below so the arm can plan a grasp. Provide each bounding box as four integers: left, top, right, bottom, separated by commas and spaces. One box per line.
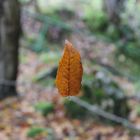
103, 0, 125, 25
0, 0, 20, 99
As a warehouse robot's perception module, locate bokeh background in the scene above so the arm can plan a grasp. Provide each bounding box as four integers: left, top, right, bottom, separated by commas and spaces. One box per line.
0, 0, 140, 139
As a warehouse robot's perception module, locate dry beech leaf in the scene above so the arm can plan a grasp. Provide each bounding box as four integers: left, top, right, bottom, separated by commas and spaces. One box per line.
56, 40, 83, 96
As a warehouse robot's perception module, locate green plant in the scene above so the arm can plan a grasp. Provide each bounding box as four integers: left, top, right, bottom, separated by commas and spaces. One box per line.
34, 102, 54, 116
64, 99, 88, 118
105, 24, 121, 41
117, 41, 140, 64
84, 11, 108, 33
135, 105, 140, 116
27, 127, 47, 138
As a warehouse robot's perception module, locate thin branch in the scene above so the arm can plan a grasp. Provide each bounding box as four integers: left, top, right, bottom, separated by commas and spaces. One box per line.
70, 96, 140, 133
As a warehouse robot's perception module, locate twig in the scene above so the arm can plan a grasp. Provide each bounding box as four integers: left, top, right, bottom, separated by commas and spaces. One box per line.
70, 96, 140, 133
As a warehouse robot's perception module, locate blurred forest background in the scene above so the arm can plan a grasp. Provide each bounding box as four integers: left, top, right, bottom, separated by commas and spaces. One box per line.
0, 0, 140, 139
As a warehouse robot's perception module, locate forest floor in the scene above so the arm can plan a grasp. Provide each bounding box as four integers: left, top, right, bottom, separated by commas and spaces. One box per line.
0, 46, 139, 140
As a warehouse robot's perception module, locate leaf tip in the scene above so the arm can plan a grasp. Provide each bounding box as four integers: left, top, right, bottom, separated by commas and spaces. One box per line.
65, 39, 72, 46
65, 39, 69, 44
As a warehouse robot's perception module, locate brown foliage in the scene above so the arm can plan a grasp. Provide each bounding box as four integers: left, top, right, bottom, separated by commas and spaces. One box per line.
56, 40, 83, 96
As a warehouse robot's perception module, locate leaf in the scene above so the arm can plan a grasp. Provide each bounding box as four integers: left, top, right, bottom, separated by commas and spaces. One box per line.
56, 40, 83, 96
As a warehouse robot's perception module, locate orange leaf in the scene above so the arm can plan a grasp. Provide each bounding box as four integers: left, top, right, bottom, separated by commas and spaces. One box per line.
55, 40, 83, 96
